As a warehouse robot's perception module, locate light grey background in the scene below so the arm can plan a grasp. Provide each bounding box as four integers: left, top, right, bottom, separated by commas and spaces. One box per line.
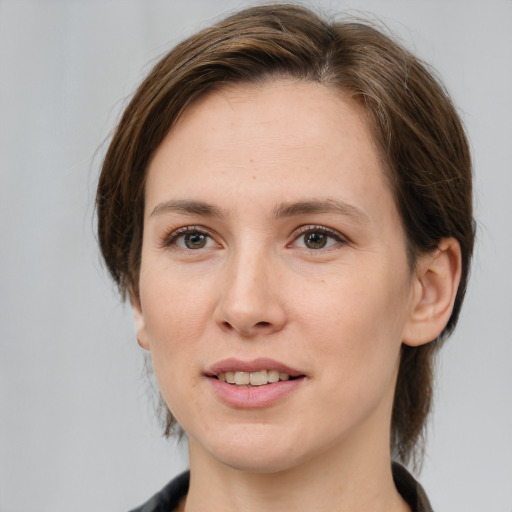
1, 1, 511, 511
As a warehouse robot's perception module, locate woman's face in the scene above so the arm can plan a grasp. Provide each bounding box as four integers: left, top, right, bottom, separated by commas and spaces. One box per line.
135, 81, 420, 472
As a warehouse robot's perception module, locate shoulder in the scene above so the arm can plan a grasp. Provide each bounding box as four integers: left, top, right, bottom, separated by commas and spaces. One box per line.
392, 462, 434, 512
128, 471, 190, 512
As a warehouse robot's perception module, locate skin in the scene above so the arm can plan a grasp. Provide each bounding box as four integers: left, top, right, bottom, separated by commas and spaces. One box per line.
133, 80, 461, 511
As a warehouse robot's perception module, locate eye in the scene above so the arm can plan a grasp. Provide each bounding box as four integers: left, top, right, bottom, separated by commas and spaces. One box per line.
165, 227, 218, 250
290, 226, 345, 250
180, 232, 210, 249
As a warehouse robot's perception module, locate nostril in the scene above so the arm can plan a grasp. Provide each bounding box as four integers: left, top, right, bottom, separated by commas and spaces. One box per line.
221, 320, 271, 331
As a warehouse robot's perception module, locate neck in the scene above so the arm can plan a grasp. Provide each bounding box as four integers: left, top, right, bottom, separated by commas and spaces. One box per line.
184, 428, 410, 512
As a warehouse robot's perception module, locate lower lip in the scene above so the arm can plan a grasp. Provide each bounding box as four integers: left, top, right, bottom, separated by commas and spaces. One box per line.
208, 377, 305, 408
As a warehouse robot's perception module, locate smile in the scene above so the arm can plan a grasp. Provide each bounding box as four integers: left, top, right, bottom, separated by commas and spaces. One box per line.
217, 370, 293, 386
207, 358, 306, 407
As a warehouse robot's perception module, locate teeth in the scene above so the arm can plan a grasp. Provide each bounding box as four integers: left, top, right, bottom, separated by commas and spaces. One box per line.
268, 370, 280, 383
249, 370, 267, 386
217, 370, 293, 386
235, 371, 250, 385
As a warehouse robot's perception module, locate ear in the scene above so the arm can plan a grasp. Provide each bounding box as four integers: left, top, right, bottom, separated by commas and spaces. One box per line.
403, 238, 462, 347
130, 295, 151, 351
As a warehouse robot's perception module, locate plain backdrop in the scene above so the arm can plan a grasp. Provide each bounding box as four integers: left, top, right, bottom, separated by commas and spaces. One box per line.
1, 1, 511, 511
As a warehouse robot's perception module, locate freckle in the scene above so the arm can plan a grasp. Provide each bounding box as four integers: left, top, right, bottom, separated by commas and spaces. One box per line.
252, 175, 256, 180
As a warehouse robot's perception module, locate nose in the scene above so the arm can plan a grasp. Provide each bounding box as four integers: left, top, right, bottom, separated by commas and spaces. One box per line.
214, 248, 287, 337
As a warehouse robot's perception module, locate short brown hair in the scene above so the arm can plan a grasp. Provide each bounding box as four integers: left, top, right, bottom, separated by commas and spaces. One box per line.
96, 3, 474, 465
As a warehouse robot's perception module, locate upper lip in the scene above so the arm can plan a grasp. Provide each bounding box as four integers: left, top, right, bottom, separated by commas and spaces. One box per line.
206, 358, 304, 377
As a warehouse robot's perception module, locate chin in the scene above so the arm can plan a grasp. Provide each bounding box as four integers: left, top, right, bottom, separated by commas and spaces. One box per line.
215, 449, 302, 474
190, 424, 310, 474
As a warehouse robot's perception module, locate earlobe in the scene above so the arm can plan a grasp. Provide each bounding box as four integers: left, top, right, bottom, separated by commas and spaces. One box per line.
403, 238, 462, 347
131, 296, 151, 351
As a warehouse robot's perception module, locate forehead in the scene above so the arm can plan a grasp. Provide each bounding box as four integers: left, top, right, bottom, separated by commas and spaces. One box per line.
165, 80, 375, 158
145, 80, 393, 221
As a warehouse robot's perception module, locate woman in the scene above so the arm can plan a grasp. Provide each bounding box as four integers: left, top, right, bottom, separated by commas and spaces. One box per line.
96, 4, 474, 511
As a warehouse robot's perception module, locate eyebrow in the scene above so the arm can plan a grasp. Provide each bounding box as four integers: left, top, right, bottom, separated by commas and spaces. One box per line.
150, 198, 369, 224
273, 199, 369, 224
150, 199, 225, 218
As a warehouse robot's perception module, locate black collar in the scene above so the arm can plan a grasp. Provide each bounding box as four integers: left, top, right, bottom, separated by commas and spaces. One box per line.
130, 463, 433, 512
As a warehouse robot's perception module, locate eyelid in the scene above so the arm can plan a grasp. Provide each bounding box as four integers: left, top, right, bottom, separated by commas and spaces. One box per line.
289, 224, 349, 248
160, 225, 219, 249
159, 224, 348, 250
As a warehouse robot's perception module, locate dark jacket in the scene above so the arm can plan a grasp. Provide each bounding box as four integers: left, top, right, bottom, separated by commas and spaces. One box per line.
129, 462, 433, 512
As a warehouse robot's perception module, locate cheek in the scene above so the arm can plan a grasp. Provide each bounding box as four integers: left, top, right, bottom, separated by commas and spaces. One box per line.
298, 283, 405, 432
141, 260, 213, 332
300, 262, 410, 375
138, 269, 209, 379
140, 277, 207, 423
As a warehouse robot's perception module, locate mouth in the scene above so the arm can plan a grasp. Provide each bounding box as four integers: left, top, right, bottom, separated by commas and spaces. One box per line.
216, 370, 302, 387
206, 358, 306, 408
207, 358, 306, 387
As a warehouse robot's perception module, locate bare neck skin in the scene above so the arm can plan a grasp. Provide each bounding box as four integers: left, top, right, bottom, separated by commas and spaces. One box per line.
182, 381, 411, 512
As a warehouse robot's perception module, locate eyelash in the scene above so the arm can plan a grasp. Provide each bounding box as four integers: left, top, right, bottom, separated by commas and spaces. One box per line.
290, 225, 348, 251
161, 226, 217, 250
161, 225, 348, 251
